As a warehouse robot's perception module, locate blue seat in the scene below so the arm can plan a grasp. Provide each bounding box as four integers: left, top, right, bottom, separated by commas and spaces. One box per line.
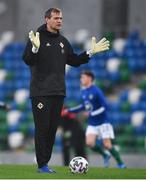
8, 125, 19, 133
134, 126, 146, 135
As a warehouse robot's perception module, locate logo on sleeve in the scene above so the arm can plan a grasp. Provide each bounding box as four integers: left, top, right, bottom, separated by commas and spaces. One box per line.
59, 42, 65, 54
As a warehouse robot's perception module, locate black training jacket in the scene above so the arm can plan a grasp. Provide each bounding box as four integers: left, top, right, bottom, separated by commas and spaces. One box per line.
23, 24, 90, 97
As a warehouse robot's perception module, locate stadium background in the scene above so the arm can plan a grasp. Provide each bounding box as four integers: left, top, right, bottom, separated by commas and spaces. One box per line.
0, 0, 146, 168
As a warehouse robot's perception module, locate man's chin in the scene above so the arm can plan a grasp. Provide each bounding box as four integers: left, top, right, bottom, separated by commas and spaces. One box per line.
56, 26, 62, 30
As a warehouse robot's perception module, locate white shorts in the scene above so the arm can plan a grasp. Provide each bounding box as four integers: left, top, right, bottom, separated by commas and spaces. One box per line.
85, 123, 115, 139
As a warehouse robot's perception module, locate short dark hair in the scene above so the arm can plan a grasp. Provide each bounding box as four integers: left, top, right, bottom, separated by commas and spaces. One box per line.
45, 8, 61, 18
81, 70, 95, 81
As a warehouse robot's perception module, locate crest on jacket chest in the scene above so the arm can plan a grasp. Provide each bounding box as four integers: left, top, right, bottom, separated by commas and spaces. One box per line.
59, 42, 64, 48
59, 42, 65, 54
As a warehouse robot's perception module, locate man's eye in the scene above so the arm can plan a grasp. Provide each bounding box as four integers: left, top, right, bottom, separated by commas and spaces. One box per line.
54, 17, 62, 20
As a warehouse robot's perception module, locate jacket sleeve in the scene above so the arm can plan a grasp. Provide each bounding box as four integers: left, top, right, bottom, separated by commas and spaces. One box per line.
66, 41, 90, 67
22, 40, 38, 66
68, 104, 85, 113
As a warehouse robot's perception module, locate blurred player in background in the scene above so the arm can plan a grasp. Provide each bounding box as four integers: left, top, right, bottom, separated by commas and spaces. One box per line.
23, 7, 109, 173
65, 70, 126, 168
60, 106, 86, 166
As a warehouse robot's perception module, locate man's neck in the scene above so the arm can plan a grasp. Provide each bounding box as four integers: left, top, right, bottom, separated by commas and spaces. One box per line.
83, 83, 93, 89
47, 26, 58, 33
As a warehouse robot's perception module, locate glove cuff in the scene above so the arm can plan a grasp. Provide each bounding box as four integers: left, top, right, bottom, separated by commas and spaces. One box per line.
32, 46, 39, 54
86, 49, 93, 57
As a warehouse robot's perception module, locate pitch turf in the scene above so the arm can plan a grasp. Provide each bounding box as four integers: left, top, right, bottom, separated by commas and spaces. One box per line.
0, 165, 145, 179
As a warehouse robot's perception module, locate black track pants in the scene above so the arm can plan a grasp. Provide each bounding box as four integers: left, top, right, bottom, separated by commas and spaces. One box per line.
31, 96, 64, 168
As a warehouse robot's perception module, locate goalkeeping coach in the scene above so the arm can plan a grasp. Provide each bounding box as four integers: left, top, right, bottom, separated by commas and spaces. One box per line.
23, 7, 110, 173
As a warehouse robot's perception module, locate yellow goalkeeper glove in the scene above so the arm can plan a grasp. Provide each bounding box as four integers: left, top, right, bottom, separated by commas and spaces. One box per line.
87, 37, 110, 56
29, 31, 40, 53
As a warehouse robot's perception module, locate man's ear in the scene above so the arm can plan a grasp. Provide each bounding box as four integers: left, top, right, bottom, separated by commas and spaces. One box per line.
45, 17, 49, 24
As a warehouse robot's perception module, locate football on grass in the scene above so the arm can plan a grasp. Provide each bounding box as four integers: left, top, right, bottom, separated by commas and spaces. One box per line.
69, 156, 88, 174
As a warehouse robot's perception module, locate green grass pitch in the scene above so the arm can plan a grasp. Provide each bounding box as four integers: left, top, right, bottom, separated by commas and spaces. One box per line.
0, 165, 145, 179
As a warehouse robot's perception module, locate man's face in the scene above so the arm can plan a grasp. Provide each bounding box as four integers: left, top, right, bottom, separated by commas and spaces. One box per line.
46, 12, 63, 32
80, 74, 92, 87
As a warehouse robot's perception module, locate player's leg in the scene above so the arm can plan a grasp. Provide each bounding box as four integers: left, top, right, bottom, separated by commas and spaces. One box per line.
61, 130, 71, 166
31, 96, 64, 172
85, 125, 98, 148
103, 138, 126, 168
72, 122, 87, 159
101, 123, 126, 168
45, 96, 64, 163
86, 125, 110, 165
31, 96, 51, 168
95, 139, 111, 168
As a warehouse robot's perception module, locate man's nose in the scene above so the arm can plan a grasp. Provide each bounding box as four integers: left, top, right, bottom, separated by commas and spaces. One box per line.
58, 18, 62, 22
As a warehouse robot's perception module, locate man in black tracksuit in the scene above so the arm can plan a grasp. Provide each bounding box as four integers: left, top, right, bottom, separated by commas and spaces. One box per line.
23, 8, 109, 173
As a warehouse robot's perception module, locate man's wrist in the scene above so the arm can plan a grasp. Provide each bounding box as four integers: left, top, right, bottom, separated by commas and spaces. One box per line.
32, 46, 39, 54
86, 49, 93, 57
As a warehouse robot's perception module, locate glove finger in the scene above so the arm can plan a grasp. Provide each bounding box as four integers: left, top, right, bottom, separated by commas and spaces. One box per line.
100, 46, 110, 51
92, 37, 96, 47
29, 31, 34, 36
103, 40, 110, 44
101, 44, 110, 48
29, 31, 34, 39
97, 37, 107, 44
96, 42, 110, 50
36, 32, 40, 38
101, 40, 110, 46
91, 37, 96, 51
